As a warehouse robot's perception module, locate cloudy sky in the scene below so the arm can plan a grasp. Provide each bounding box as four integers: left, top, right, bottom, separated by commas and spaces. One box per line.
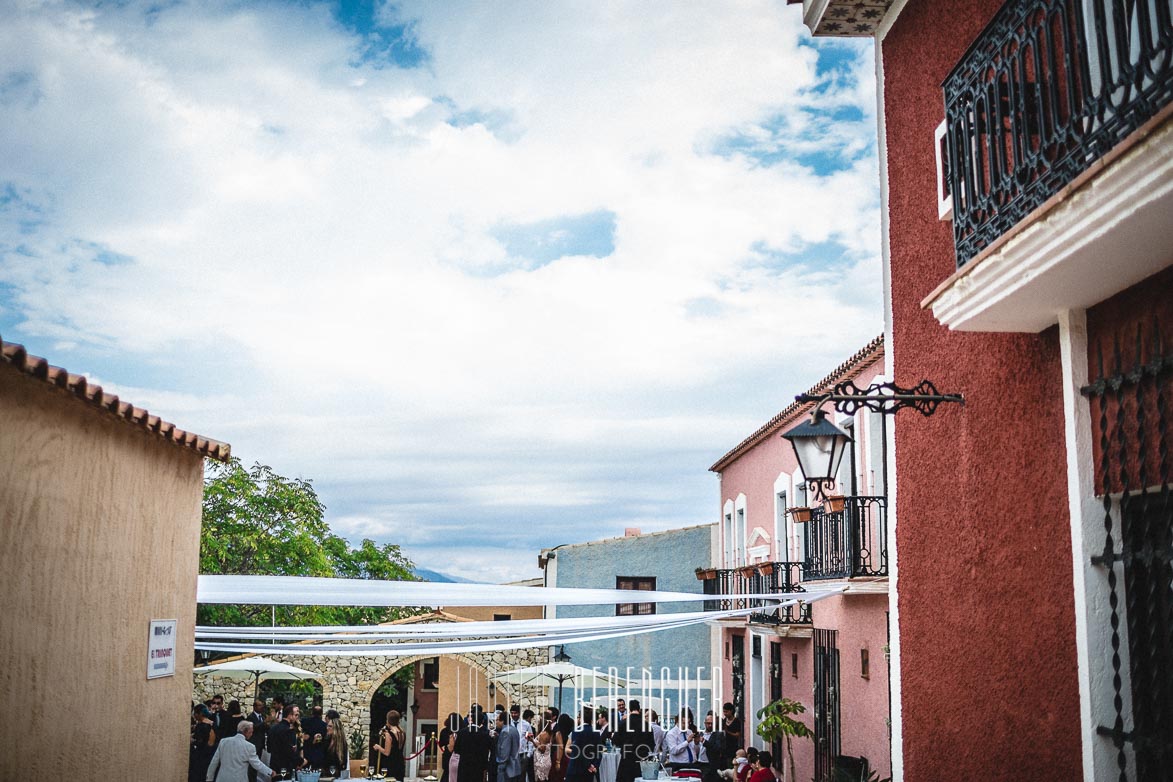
0, 0, 881, 582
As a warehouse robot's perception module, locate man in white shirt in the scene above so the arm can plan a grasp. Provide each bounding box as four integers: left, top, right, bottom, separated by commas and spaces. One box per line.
207, 721, 272, 782
650, 711, 666, 759
511, 705, 535, 782
665, 709, 702, 772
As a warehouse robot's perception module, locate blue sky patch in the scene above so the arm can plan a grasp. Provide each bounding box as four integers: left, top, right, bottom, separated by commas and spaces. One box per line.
0, 183, 48, 235
331, 0, 429, 69
747, 238, 856, 276
491, 209, 616, 270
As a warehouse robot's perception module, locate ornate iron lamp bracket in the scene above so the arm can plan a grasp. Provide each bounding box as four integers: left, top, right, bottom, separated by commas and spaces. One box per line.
796, 379, 963, 417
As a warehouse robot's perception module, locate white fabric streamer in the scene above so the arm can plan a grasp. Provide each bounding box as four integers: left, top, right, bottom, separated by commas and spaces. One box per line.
194, 591, 844, 640
191, 589, 846, 656
194, 608, 764, 656
196, 575, 799, 608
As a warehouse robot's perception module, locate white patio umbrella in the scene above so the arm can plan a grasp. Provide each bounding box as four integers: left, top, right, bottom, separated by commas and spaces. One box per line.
493, 656, 627, 711
193, 655, 321, 700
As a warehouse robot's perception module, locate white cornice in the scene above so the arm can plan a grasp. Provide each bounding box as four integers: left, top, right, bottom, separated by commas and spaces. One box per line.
927, 119, 1173, 333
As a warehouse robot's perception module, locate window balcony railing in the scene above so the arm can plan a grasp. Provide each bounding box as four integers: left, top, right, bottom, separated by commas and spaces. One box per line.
943, 0, 1173, 267
803, 496, 888, 580
700, 562, 812, 624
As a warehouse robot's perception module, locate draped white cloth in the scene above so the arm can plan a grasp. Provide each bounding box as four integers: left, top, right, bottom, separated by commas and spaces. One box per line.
196, 575, 795, 608
191, 587, 846, 656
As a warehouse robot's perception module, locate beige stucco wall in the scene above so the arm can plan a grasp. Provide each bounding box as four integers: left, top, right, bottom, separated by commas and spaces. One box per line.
0, 366, 206, 779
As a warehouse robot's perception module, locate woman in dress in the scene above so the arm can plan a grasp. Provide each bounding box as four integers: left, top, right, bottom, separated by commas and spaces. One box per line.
439, 712, 461, 782
746, 752, 776, 782
548, 713, 575, 782
373, 709, 407, 780
532, 723, 553, 782
323, 716, 349, 776
189, 704, 218, 782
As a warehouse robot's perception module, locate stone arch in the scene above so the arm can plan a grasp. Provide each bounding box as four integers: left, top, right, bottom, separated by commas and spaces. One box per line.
208, 646, 550, 750
192, 632, 550, 750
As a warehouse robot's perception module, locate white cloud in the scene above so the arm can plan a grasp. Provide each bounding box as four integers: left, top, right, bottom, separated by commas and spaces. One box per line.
0, 0, 882, 580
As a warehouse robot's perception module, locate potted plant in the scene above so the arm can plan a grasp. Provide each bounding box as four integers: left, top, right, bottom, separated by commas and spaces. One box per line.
755, 698, 812, 782
349, 727, 367, 779
756, 561, 776, 577
695, 567, 718, 581
787, 506, 812, 523
824, 494, 847, 513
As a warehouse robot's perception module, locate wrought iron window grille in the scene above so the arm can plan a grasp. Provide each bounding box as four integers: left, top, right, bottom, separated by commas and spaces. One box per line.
1081, 322, 1173, 782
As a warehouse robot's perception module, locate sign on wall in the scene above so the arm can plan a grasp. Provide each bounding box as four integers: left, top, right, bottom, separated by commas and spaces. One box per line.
147, 619, 178, 679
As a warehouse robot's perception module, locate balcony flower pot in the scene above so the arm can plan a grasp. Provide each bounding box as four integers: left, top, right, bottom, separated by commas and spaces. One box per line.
695, 567, 718, 581
788, 506, 812, 523
823, 495, 846, 513
756, 562, 776, 577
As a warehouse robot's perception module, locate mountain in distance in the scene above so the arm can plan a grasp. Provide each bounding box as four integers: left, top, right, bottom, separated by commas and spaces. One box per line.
413, 566, 475, 583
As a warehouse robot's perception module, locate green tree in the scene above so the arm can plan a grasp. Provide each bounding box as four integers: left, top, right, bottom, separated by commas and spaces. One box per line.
755, 698, 813, 782
198, 457, 418, 628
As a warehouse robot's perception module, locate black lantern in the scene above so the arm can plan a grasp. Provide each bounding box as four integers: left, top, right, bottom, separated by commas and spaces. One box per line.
487, 682, 496, 698
782, 408, 851, 501
410, 699, 420, 717
553, 645, 571, 664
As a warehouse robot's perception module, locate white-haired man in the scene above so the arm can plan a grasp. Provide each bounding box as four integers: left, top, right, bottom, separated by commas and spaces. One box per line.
207, 719, 273, 782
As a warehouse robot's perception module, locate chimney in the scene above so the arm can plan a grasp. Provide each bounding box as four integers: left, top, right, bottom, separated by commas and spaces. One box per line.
624, 527, 641, 537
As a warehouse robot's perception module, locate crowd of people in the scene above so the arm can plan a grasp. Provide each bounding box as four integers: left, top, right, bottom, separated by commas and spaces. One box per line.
436, 698, 777, 782
192, 694, 780, 782
190, 694, 351, 782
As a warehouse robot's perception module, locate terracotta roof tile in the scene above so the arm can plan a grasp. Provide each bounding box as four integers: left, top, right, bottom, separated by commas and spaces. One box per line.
708, 335, 884, 472
1, 334, 231, 461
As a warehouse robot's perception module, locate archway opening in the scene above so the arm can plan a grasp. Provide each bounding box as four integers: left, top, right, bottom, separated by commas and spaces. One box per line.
369, 666, 413, 768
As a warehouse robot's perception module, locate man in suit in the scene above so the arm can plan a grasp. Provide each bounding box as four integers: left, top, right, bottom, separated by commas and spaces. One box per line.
495, 710, 522, 782
456, 705, 493, 782
245, 700, 268, 782
565, 707, 603, 782
268, 704, 304, 775
301, 705, 328, 769
207, 721, 273, 782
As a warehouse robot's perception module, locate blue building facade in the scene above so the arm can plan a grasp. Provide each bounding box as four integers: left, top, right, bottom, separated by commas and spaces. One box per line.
539, 525, 718, 720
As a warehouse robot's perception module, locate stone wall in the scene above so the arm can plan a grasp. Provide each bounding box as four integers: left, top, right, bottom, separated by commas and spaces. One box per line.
195, 646, 549, 749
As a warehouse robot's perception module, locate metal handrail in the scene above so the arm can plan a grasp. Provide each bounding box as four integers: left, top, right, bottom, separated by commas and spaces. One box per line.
943, 0, 1173, 267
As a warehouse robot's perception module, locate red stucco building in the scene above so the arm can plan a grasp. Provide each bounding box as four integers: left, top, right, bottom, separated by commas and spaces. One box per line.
788, 0, 1172, 779
707, 337, 891, 781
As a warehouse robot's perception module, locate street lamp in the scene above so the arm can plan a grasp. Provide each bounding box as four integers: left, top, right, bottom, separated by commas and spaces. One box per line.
785, 377, 965, 503
552, 645, 571, 711
782, 408, 852, 503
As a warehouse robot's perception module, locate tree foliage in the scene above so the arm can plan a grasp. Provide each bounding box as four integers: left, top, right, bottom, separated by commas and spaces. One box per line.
198, 457, 418, 628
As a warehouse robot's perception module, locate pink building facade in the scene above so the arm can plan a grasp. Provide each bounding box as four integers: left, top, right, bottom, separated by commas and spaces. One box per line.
705, 337, 891, 781
790, 0, 1173, 779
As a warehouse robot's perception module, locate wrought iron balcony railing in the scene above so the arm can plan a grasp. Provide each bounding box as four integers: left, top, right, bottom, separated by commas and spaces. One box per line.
943, 0, 1173, 267
803, 495, 888, 580
701, 562, 812, 624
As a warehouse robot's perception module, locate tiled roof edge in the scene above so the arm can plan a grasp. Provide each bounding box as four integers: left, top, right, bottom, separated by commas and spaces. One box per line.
708, 335, 884, 473
1, 334, 231, 462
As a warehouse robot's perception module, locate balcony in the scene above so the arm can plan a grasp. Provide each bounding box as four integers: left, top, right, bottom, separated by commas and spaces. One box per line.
700, 562, 812, 624
803, 495, 888, 581
927, 0, 1173, 332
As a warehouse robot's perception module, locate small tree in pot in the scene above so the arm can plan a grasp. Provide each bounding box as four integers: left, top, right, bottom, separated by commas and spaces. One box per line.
349, 728, 368, 778
755, 698, 812, 782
